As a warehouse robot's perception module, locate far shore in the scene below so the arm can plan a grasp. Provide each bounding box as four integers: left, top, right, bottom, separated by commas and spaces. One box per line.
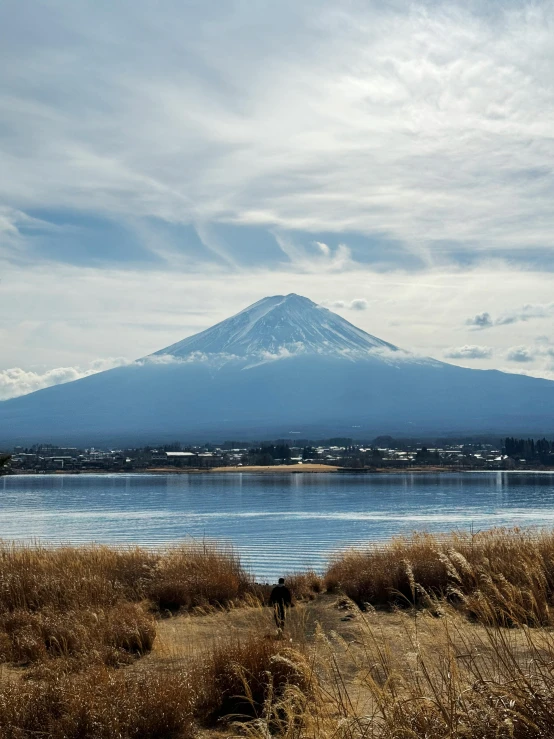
142, 464, 476, 474
8, 463, 552, 475
145, 463, 339, 473
143, 464, 554, 474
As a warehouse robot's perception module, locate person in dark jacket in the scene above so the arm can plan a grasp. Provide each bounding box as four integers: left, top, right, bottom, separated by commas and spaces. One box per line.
269, 577, 292, 630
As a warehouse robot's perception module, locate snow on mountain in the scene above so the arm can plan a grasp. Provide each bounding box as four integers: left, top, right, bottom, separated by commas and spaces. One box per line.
153, 294, 397, 359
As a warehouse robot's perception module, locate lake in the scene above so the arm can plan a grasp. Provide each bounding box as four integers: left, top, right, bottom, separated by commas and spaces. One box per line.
2, 471, 554, 581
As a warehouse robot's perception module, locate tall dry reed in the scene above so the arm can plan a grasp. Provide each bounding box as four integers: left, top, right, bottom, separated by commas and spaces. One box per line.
238, 605, 554, 739
312, 607, 554, 739
325, 528, 554, 625
0, 631, 313, 737
0, 665, 198, 739
147, 543, 252, 611
0, 541, 253, 668
196, 635, 314, 723
0, 541, 253, 612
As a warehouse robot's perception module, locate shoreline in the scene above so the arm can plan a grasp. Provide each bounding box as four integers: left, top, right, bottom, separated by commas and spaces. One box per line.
6, 464, 554, 475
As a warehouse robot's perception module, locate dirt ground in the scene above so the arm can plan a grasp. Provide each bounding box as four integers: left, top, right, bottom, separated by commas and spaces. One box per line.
2, 591, 551, 737
145, 464, 339, 474
135, 591, 554, 731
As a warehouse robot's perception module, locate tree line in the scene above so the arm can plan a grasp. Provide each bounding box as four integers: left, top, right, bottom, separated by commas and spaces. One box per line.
503, 437, 554, 463
246, 444, 293, 466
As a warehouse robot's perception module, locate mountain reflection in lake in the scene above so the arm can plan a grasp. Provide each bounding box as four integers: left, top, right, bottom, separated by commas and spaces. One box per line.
2, 472, 554, 581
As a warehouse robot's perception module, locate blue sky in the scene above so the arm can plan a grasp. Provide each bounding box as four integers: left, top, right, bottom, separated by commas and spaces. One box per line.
1, 0, 554, 398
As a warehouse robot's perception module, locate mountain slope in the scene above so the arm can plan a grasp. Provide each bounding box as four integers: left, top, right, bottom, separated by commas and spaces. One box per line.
1, 294, 554, 445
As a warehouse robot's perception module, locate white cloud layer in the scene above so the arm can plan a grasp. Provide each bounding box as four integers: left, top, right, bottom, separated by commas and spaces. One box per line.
0, 358, 130, 400
1, 1, 554, 267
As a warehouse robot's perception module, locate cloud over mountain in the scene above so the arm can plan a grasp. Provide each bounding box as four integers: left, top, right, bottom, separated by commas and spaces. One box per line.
328, 299, 368, 311
505, 342, 554, 365
444, 345, 493, 360
0, 359, 130, 400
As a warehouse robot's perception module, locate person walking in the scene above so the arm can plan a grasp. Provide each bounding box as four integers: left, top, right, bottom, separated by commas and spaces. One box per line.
269, 577, 292, 631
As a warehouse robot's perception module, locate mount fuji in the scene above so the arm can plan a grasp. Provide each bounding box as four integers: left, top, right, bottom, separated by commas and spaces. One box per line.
1, 293, 554, 445
154, 294, 397, 359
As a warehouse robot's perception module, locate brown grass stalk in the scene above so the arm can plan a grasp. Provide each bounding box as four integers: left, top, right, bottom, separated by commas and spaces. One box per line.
325, 527, 554, 625
0, 665, 198, 738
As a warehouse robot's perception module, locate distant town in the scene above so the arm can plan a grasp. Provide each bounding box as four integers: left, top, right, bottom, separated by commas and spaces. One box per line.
2, 436, 554, 474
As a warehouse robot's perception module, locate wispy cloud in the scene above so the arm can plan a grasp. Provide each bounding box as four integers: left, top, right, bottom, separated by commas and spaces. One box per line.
444, 345, 493, 359
497, 303, 554, 325
2, 1, 554, 272
2, 1, 554, 383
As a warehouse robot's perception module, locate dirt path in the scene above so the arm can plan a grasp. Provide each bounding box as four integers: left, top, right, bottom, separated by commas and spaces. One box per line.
137, 592, 394, 720
137, 594, 361, 671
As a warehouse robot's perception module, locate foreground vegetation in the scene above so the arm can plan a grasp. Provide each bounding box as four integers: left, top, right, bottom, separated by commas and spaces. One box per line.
326, 527, 554, 625
0, 542, 252, 667
2, 530, 554, 737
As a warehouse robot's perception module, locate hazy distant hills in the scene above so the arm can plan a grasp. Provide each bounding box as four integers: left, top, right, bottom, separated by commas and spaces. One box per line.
1, 294, 554, 446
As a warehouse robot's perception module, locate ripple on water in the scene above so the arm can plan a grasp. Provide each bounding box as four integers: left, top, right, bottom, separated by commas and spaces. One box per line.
2, 471, 554, 581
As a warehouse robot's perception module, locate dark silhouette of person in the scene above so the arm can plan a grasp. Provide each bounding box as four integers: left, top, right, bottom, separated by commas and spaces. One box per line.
269, 577, 292, 630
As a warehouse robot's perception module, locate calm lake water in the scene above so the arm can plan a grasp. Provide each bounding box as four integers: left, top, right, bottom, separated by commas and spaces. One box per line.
2, 472, 554, 581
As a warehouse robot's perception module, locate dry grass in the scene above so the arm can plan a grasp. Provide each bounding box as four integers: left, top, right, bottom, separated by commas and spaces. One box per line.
0, 541, 253, 613
313, 606, 554, 739
147, 544, 252, 612
238, 599, 554, 739
210, 464, 338, 473
283, 571, 323, 601
0, 602, 155, 667
0, 541, 253, 670
0, 624, 313, 737
197, 635, 314, 724
0, 543, 151, 610
325, 527, 554, 625
0, 665, 198, 739
3, 529, 554, 738
0, 542, 305, 736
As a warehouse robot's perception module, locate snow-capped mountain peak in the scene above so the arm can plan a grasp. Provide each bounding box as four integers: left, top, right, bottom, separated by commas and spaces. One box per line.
4, 293, 554, 447
153, 293, 397, 359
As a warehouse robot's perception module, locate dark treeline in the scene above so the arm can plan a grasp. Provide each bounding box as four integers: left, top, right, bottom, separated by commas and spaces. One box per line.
504, 437, 554, 464
245, 444, 292, 466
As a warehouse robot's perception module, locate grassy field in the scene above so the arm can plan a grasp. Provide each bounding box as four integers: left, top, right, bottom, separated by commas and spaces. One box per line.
2, 530, 554, 737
